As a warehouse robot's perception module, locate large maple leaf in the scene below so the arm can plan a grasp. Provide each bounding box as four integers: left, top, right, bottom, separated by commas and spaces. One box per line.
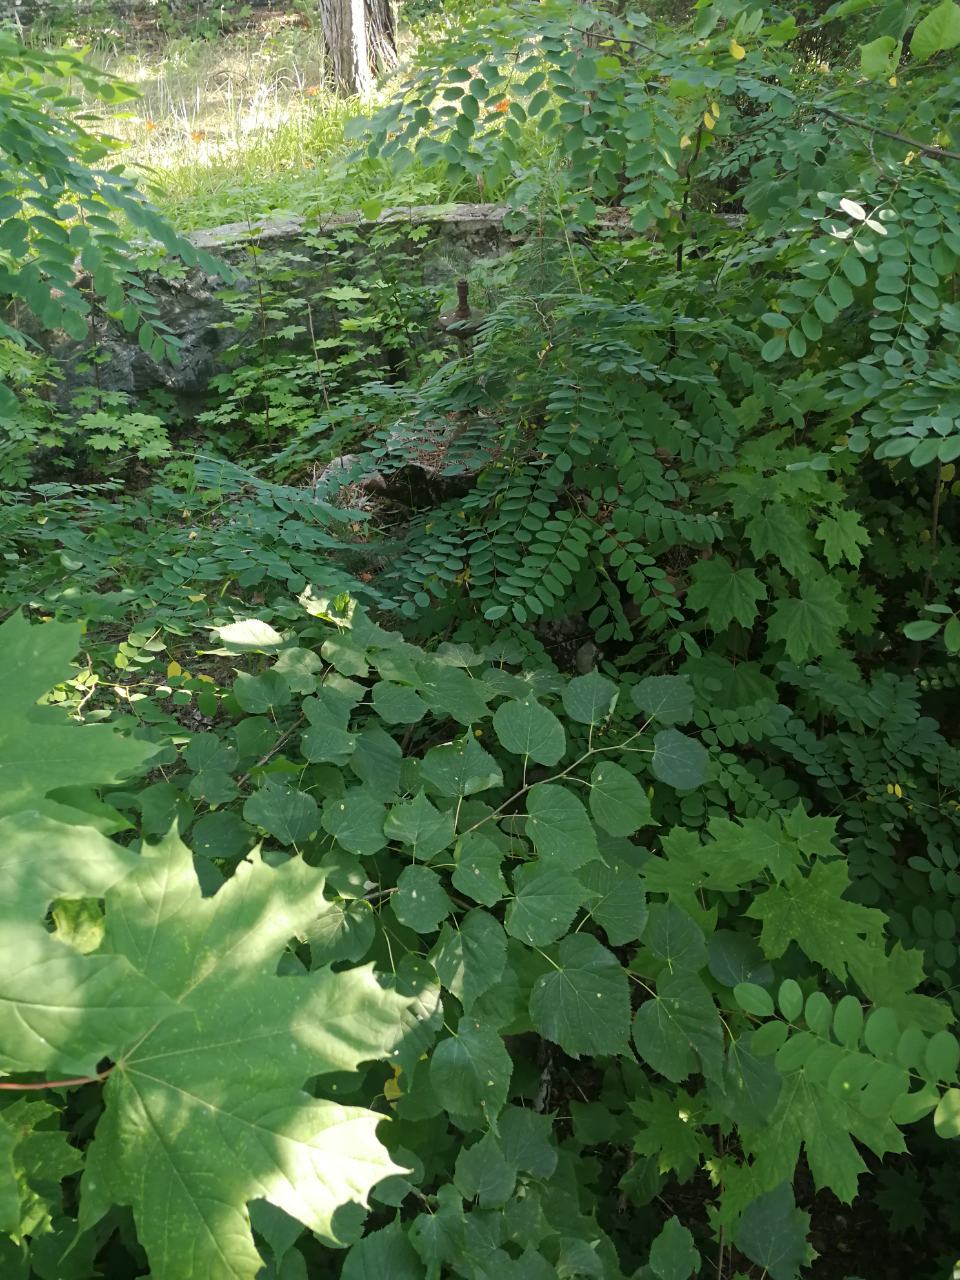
746, 860, 887, 980
79, 833, 427, 1280
0, 814, 173, 1076
0, 611, 155, 820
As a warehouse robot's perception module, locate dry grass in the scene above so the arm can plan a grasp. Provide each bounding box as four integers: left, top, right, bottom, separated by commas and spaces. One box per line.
60, 11, 467, 229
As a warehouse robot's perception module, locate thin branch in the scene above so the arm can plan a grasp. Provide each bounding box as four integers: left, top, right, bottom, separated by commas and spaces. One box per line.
814, 105, 960, 164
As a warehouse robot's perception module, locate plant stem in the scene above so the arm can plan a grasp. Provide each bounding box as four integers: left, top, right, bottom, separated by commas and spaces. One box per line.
0, 1068, 112, 1091
814, 105, 960, 164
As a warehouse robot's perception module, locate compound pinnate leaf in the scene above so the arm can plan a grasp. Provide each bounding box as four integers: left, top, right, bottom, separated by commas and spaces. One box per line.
492, 696, 566, 766
650, 729, 708, 790
529, 934, 630, 1058
0, 611, 155, 820
80, 833, 421, 1279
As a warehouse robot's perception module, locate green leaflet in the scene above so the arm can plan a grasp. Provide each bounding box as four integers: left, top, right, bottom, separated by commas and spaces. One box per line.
633, 972, 724, 1083
429, 1019, 513, 1121
579, 859, 648, 945
79, 832, 425, 1280
561, 671, 619, 725
492, 696, 566, 765
1, 1098, 85, 1227
0, 921, 175, 1076
529, 933, 631, 1058
910, 0, 960, 59
0, 812, 139, 921
321, 788, 388, 856
371, 680, 428, 725
815, 509, 870, 569
416, 662, 493, 725
631, 675, 694, 726
632, 1087, 709, 1181
244, 778, 319, 846
384, 789, 456, 859
430, 909, 507, 1010
525, 782, 599, 866
451, 831, 507, 905
342, 1221, 425, 1279
453, 1132, 516, 1207
505, 863, 588, 946
393, 864, 452, 932
650, 729, 709, 790
588, 761, 653, 836
643, 903, 707, 973
420, 733, 503, 797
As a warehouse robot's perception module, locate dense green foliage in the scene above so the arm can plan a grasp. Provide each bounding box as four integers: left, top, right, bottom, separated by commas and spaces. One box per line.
2, 0, 960, 1277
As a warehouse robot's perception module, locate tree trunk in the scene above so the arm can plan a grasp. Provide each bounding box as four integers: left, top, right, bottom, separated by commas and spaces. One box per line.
318, 0, 396, 96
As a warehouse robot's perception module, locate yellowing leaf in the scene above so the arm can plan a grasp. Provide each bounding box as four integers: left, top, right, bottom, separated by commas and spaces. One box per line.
730, 37, 746, 59
711, 101, 720, 117
680, 134, 692, 148
703, 111, 716, 130
166, 660, 182, 678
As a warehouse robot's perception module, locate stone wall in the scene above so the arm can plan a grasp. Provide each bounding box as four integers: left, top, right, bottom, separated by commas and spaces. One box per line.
51, 202, 521, 411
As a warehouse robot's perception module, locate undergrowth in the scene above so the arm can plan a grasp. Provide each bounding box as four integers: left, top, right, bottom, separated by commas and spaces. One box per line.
1, 1, 960, 1279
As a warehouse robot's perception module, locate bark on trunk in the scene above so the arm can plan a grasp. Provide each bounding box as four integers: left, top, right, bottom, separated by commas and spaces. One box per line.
318, 0, 396, 96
